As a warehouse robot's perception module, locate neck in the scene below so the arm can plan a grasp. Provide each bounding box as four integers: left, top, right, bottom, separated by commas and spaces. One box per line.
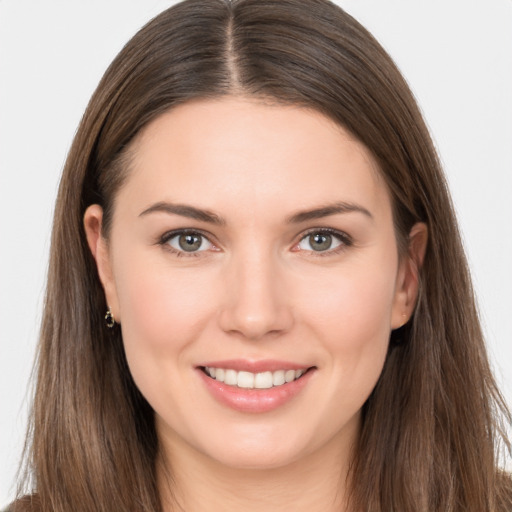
157, 428, 355, 512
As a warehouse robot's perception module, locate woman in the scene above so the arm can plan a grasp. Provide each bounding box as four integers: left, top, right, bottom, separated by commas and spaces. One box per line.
9, 0, 512, 510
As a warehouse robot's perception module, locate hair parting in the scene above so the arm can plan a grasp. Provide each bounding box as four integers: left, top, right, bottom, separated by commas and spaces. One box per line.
13, 1, 511, 511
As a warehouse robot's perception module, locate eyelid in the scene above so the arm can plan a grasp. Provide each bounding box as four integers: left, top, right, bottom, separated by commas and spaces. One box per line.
293, 227, 353, 254
158, 228, 220, 256
156, 226, 352, 257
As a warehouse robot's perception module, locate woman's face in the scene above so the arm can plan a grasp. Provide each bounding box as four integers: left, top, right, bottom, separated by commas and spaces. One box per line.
86, 97, 422, 470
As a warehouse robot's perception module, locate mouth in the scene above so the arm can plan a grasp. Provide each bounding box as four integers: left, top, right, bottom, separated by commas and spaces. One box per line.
200, 366, 311, 390
198, 361, 317, 413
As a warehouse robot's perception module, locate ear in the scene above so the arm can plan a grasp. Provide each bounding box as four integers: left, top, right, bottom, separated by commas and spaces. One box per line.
391, 222, 428, 329
83, 205, 121, 322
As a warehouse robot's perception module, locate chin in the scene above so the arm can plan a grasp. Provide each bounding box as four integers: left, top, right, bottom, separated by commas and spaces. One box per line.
205, 444, 308, 471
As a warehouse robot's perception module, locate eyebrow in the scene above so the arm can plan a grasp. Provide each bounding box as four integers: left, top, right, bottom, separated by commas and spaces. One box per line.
139, 202, 226, 225
286, 202, 373, 224
138, 200, 373, 225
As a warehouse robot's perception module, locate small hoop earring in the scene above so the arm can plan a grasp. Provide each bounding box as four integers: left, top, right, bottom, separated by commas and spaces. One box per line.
105, 308, 115, 328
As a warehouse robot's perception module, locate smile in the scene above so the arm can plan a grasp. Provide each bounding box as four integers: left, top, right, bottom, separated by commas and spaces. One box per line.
203, 367, 306, 389
198, 362, 316, 413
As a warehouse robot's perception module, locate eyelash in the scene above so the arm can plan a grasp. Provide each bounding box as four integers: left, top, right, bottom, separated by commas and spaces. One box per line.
158, 229, 216, 257
295, 228, 353, 257
158, 227, 353, 257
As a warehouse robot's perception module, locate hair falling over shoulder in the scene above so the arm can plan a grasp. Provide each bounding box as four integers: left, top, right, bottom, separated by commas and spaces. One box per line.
12, 1, 512, 511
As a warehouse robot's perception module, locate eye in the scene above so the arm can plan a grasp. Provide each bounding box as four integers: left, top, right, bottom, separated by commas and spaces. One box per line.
296, 229, 349, 253
163, 231, 215, 254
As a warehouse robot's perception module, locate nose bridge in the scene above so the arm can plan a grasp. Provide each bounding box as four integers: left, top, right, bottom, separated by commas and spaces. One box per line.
219, 243, 293, 340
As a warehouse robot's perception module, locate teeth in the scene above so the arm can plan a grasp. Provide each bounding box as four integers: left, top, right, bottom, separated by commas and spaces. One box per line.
254, 371, 273, 389
237, 371, 254, 388
272, 370, 285, 386
224, 369, 237, 386
285, 369, 296, 383
204, 367, 306, 389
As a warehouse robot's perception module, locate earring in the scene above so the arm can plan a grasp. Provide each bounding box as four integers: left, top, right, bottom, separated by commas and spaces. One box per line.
105, 307, 115, 328
401, 312, 408, 327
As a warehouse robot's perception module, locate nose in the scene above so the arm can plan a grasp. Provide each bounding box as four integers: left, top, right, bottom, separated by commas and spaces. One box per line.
218, 251, 294, 341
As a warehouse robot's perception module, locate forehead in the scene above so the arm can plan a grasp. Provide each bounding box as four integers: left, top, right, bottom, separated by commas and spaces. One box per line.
119, 97, 391, 222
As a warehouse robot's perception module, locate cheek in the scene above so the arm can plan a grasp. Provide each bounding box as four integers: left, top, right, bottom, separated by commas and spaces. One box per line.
299, 258, 397, 345
308, 264, 396, 408
112, 254, 221, 416
295, 254, 397, 397
112, 252, 216, 360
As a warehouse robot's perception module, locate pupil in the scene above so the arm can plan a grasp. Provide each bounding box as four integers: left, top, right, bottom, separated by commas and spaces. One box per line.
310, 233, 332, 251
179, 234, 202, 252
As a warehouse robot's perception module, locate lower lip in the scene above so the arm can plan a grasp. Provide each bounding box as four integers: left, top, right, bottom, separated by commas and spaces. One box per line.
198, 368, 315, 413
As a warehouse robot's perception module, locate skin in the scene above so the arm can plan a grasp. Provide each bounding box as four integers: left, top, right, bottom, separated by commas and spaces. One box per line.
85, 97, 427, 512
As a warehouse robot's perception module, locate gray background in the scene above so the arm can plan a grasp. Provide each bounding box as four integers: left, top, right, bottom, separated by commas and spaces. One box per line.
1, 0, 511, 505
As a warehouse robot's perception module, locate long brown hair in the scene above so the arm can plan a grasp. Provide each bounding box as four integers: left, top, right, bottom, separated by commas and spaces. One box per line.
14, 1, 511, 511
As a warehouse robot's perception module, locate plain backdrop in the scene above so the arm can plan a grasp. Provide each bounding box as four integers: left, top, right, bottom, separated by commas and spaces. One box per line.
1, 0, 511, 505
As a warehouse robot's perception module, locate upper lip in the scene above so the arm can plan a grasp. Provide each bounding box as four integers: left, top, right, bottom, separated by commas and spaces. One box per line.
199, 359, 313, 373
